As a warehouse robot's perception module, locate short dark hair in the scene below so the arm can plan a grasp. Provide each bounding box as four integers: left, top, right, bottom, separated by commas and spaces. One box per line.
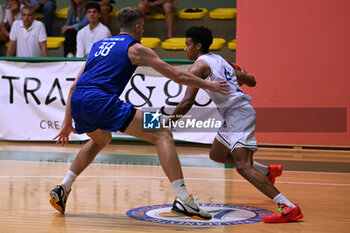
85, 2, 101, 13
21, 6, 35, 15
117, 7, 143, 31
185, 26, 213, 53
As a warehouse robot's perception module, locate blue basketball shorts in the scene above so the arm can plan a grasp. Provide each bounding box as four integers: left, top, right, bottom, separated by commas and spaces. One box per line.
71, 87, 136, 134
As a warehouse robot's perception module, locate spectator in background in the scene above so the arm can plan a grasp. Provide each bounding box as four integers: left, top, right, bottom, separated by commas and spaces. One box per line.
0, 3, 5, 22
89, 0, 115, 28
22, 0, 56, 36
76, 2, 111, 58
6, 6, 48, 57
138, 0, 177, 38
62, 0, 88, 57
0, 0, 23, 42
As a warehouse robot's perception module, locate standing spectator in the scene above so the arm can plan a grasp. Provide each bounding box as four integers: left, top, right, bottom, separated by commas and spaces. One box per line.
138, 0, 177, 38
76, 2, 111, 58
89, 0, 115, 28
62, 0, 88, 57
0, 0, 23, 42
6, 6, 48, 57
22, 0, 56, 36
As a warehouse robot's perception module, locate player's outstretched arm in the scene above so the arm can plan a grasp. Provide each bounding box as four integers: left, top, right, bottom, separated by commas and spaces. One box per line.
166, 60, 210, 124
128, 43, 229, 94
53, 62, 86, 146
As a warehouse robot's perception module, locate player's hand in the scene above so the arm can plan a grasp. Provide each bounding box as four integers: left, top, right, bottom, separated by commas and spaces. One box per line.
207, 78, 229, 95
53, 123, 76, 146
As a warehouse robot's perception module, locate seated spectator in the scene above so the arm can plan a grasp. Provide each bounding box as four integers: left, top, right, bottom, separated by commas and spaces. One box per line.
0, 3, 5, 22
62, 0, 88, 57
6, 6, 48, 57
138, 0, 177, 38
22, 0, 56, 36
89, 0, 115, 28
76, 2, 111, 58
0, 0, 23, 42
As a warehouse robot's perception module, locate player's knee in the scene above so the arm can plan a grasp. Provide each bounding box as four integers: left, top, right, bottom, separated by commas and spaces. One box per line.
235, 162, 251, 176
154, 128, 174, 144
161, 128, 174, 141
97, 133, 112, 148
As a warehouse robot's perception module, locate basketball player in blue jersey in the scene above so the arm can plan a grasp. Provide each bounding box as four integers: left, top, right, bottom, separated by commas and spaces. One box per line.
49, 8, 229, 220
167, 26, 303, 223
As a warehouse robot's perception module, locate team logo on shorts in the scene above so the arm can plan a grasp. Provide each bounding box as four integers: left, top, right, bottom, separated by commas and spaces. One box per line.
126, 203, 273, 226
143, 110, 162, 129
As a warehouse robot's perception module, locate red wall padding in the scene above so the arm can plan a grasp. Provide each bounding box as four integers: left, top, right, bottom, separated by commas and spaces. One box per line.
236, 0, 350, 146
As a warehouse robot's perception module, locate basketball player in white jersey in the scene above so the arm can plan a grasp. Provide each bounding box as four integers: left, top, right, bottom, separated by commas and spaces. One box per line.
167, 26, 303, 223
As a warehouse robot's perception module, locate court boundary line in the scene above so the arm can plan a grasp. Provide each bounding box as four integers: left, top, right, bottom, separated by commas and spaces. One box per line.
1, 159, 350, 175
0, 175, 349, 187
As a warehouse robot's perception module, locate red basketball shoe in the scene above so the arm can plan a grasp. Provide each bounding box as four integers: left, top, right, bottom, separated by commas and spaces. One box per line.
267, 164, 282, 184
263, 204, 303, 223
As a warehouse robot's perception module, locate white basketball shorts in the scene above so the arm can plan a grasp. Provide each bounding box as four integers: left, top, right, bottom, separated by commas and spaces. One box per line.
216, 104, 258, 152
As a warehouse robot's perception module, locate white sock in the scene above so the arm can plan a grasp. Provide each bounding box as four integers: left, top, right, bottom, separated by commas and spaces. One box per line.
273, 193, 296, 208
253, 161, 269, 175
61, 170, 77, 191
171, 179, 190, 201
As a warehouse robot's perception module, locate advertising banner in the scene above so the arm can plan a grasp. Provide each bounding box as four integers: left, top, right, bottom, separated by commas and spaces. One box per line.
0, 61, 219, 143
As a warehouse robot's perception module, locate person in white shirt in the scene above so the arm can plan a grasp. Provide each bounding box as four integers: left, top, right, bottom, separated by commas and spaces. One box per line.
6, 6, 48, 57
76, 2, 111, 58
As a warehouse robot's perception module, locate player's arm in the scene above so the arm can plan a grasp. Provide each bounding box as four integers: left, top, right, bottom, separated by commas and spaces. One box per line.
53, 62, 86, 146
235, 68, 256, 87
223, 58, 256, 87
166, 61, 209, 123
128, 43, 228, 94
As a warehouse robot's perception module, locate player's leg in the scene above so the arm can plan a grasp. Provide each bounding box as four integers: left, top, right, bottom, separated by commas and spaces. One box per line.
209, 138, 281, 184
124, 110, 183, 182
232, 147, 303, 223
123, 110, 211, 220
49, 129, 112, 213
209, 138, 232, 163
69, 129, 112, 177
232, 147, 279, 199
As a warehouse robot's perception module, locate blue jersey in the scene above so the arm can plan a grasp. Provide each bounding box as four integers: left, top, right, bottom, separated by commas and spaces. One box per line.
77, 34, 139, 95
71, 34, 139, 134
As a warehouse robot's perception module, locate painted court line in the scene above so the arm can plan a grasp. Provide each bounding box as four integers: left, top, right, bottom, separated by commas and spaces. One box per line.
0, 175, 349, 187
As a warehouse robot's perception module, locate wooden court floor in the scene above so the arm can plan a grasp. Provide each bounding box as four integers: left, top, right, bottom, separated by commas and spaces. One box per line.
0, 141, 349, 233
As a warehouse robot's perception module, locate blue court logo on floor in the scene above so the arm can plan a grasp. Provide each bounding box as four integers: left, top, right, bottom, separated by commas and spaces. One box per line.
126, 203, 273, 226
143, 110, 162, 129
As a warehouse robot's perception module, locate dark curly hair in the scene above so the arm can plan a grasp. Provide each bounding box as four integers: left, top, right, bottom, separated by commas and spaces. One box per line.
185, 26, 213, 53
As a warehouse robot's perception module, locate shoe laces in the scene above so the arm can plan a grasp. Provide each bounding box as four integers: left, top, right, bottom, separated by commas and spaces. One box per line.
277, 203, 288, 213
186, 194, 200, 205
192, 195, 200, 202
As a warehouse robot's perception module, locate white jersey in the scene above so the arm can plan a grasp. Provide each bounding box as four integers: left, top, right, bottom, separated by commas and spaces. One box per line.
197, 53, 252, 119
